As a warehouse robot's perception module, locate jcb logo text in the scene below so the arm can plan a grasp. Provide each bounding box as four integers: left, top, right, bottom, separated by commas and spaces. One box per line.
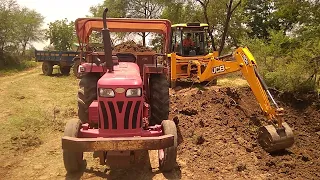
212, 65, 225, 74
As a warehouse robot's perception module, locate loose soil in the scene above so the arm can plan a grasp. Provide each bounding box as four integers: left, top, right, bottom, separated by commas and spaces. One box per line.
170, 86, 320, 179
0, 67, 319, 180
113, 40, 154, 53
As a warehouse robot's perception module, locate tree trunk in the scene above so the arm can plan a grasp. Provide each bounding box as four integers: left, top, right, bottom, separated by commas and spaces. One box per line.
219, 0, 241, 55
197, 0, 217, 52
203, 6, 217, 52
22, 41, 27, 56
142, 32, 146, 47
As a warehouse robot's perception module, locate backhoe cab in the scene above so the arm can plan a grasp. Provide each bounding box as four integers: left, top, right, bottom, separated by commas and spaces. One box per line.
171, 23, 213, 56
169, 23, 218, 87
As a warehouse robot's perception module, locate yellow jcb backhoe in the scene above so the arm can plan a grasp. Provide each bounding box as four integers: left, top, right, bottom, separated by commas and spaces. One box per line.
171, 46, 295, 152
168, 23, 219, 87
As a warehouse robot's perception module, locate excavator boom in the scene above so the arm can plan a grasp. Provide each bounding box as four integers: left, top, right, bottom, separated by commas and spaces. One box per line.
192, 47, 294, 152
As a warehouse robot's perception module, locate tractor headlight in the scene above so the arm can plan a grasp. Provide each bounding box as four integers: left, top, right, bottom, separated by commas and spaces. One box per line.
126, 88, 142, 97
99, 88, 115, 97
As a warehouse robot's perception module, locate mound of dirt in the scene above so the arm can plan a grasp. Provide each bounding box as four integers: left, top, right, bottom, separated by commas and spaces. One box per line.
171, 86, 320, 179
113, 40, 154, 53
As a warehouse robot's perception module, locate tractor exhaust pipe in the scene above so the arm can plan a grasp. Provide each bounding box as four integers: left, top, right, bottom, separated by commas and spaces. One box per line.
102, 8, 113, 72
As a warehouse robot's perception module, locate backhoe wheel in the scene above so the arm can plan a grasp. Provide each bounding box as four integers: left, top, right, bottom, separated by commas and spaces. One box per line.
78, 74, 98, 123
158, 120, 177, 172
42, 61, 53, 76
63, 118, 83, 173
73, 59, 81, 78
150, 74, 169, 125
60, 66, 71, 75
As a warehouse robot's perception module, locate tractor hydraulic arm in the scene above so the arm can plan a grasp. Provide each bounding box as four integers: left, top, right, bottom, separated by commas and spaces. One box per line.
200, 47, 284, 126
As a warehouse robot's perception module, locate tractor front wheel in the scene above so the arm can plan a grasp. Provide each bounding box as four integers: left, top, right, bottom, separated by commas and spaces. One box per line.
158, 120, 177, 172
42, 61, 53, 76
63, 119, 83, 173
149, 74, 169, 125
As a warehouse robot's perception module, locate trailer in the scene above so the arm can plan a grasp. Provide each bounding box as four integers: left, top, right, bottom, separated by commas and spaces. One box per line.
35, 50, 80, 76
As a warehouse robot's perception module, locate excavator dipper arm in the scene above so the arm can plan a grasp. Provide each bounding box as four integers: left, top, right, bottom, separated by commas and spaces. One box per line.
199, 47, 294, 152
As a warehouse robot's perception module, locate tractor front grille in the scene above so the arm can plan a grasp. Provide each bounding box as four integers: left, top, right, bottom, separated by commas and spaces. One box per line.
99, 100, 142, 130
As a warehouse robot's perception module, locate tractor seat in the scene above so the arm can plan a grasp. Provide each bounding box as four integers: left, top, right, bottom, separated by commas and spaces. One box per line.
116, 53, 136, 63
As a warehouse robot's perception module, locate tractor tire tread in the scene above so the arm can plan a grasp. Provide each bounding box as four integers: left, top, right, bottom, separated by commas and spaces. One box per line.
159, 120, 177, 172
78, 74, 98, 123
63, 119, 83, 173
150, 74, 169, 125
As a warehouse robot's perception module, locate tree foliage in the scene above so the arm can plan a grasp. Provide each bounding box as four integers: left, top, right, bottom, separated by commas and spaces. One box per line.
0, 0, 44, 68
45, 19, 75, 51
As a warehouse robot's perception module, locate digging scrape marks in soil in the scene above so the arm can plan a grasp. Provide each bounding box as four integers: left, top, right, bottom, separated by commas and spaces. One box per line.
170, 86, 320, 179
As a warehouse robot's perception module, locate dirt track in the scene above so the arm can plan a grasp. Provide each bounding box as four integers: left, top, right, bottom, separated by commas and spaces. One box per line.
0, 67, 319, 180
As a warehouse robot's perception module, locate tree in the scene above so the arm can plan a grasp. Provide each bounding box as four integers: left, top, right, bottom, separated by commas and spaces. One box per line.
195, 0, 242, 54
0, 0, 44, 67
90, 0, 167, 46
127, 0, 166, 46
0, 0, 19, 55
16, 8, 44, 55
244, 0, 304, 39
161, 1, 202, 24
46, 19, 75, 51
218, 0, 241, 54
89, 0, 128, 18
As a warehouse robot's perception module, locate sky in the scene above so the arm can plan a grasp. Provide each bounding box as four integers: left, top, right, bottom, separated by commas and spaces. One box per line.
16, 0, 103, 49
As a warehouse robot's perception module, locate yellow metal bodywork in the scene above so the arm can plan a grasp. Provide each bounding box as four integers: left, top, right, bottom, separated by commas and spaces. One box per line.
171, 23, 209, 28
169, 51, 219, 84
170, 47, 278, 120
169, 22, 214, 84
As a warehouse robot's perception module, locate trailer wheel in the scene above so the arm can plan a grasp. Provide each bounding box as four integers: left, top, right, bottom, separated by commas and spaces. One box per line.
42, 62, 53, 76
159, 120, 177, 172
63, 118, 83, 173
149, 74, 169, 125
78, 74, 98, 123
73, 59, 81, 78
60, 66, 71, 75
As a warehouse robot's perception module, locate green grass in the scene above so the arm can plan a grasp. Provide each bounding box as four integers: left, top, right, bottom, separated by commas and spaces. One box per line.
0, 61, 38, 76
0, 67, 79, 151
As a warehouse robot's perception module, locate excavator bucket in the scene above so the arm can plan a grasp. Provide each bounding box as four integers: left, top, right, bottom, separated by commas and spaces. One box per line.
258, 122, 294, 153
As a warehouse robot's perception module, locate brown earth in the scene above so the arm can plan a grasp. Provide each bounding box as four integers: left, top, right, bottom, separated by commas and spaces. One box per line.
0, 67, 319, 180
113, 40, 154, 53
170, 86, 320, 179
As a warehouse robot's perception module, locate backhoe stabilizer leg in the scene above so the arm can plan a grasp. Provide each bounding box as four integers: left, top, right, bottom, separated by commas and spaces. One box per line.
258, 122, 294, 153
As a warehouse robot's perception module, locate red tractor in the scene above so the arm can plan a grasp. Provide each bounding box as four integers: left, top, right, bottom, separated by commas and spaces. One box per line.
62, 8, 177, 172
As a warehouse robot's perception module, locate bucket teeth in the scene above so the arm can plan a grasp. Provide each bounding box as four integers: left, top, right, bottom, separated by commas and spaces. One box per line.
258, 122, 294, 153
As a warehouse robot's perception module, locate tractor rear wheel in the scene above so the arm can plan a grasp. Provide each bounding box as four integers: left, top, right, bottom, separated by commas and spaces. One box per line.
158, 120, 177, 172
78, 74, 98, 123
42, 61, 53, 76
149, 74, 169, 125
60, 66, 71, 75
63, 118, 83, 173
